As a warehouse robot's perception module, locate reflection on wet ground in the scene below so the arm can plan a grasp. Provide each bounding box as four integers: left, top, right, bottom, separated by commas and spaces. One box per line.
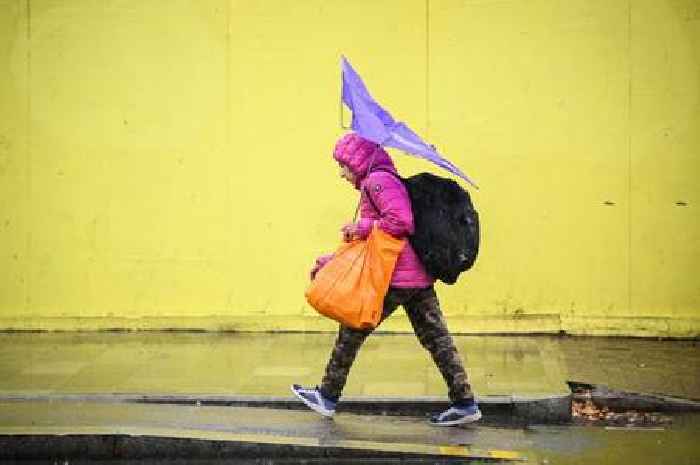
1, 402, 699, 464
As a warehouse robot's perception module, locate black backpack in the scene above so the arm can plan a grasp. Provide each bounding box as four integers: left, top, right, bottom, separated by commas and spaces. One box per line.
365, 170, 480, 285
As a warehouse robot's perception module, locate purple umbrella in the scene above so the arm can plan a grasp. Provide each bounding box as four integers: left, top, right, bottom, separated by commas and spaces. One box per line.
340, 56, 479, 189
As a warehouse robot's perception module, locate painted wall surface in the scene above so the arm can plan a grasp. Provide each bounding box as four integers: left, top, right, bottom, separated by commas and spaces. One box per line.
0, 0, 698, 336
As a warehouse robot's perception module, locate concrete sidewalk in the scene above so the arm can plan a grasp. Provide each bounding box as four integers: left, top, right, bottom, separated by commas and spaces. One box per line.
1, 332, 699, 461
0, 331, 577, 423
2, 332, 699, 425
0, 332, 698, 401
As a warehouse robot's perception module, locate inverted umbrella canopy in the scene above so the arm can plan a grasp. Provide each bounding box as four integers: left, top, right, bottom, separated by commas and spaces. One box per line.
341, 56, 478, 189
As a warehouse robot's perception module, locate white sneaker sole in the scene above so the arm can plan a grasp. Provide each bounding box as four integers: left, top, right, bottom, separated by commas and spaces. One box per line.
290, 385, 335, 418
430, 409, 482, 427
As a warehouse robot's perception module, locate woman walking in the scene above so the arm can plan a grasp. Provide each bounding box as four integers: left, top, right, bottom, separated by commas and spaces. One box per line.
292, 133, 480, 426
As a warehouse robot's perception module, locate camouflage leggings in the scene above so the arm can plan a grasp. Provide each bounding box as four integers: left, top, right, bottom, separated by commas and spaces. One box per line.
320, 286, 474, 403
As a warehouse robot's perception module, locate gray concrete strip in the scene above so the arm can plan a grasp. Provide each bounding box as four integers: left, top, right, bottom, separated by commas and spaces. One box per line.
0, 401, 526, 461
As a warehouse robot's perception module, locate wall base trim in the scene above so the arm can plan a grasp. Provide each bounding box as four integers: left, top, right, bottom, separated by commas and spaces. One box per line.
0, 314, 697, 338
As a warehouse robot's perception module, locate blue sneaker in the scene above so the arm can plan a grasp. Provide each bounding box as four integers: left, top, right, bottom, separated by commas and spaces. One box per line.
291, 384, 337, 418
429, 401, 482, 426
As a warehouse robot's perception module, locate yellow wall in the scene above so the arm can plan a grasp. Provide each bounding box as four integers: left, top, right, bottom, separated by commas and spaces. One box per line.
1, 0, 698, 337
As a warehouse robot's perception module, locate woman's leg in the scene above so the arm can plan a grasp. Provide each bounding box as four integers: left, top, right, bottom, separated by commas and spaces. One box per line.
319, 288, 414, 400
403, 286, 474, 403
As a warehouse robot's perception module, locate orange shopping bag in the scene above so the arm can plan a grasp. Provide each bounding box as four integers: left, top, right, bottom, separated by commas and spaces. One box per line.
305, 225, 405, 330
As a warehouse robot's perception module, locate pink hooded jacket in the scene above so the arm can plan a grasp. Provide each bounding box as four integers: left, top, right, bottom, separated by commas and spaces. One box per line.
327, 133, 434, 289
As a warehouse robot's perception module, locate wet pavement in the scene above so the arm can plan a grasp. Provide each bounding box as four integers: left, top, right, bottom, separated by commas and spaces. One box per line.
0, 332, 698, 462
2, 332, 698, 400
558, 336, 700, 401
0, 401, 699, 464
0, 332, 571, 399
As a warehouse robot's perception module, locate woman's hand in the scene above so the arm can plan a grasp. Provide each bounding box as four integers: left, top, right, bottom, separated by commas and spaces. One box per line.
341, 223, 360, 242
310, 254, 333, 281
310, 263, 322, 281
342, 220, 375, 242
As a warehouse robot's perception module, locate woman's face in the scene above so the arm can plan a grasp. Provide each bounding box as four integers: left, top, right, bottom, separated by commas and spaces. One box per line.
339, 164, 356, 185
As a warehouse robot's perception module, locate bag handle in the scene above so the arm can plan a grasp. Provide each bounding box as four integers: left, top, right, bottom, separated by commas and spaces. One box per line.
359, 166, 403, 217
350, 149, 404, 221
351, 149, 378, 222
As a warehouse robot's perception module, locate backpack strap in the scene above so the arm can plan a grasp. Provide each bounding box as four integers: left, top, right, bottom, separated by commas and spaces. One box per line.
362, 186, 381, 215
361, 168, 403, 215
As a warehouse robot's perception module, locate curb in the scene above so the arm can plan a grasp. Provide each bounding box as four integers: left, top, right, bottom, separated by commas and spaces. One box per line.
0, 393, 573, 425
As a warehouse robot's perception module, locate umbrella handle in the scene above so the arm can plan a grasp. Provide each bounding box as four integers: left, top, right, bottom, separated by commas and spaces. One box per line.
339, 92, 352, 130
